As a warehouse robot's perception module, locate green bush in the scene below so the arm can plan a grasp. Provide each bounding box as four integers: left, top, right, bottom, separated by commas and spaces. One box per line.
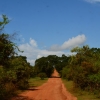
38, 73, 47, 80
0, 15, 33, 99
0, 67, 16, 100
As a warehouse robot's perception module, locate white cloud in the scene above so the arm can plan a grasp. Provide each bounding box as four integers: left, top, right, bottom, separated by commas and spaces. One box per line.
30, 38, 37, 47
18, 44, 65, 65
18, 35, 86, 65
27, 59, 35, 65
50, 34, 86, 51
37, 55, 42, 59
84, 0, 100, 3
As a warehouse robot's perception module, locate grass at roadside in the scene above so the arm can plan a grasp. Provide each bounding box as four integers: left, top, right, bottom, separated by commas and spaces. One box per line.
62, 79, 100, 100
29, 77, 48, 87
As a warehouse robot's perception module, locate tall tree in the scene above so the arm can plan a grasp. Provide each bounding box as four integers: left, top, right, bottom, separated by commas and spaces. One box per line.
0, 15, 20, 67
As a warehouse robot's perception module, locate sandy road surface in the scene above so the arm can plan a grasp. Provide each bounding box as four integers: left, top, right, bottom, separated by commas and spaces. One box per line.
12, 70, 77, 100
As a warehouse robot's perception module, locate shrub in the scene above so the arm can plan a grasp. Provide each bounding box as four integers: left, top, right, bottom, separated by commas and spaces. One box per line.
38, 73, 47, 80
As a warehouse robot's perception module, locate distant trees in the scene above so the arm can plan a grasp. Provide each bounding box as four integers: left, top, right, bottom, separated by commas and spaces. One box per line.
34, 56, 55, 77
55, 54, 70, 75
34, 55, 70, 78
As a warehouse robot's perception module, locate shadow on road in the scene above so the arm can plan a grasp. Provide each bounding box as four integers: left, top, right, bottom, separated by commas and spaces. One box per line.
26, 88, 39, 91
50, 76, 61, 78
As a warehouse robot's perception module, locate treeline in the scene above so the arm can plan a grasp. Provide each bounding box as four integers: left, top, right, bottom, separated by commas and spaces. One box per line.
33, 54, 70, 78
0, 15, 33, 100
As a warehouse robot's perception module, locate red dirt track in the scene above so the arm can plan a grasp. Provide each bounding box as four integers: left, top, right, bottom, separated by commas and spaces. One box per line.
12, 70, 77, 100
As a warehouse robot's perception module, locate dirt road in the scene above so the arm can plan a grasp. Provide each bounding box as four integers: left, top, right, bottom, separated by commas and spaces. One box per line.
12, 70, 77, 100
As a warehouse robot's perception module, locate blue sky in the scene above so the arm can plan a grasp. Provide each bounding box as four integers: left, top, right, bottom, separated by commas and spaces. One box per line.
0, 0, 100, 65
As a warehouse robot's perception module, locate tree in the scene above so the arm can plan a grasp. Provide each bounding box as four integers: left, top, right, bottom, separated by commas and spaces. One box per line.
55, 54, 70, 75
0, 15, 20, 67
34, 56, 54, 77
0, 15, 32, 99
68, 45, 100, 94
34, 54, 70, 77
0, 15, 9, 31
9, 56, 32, 89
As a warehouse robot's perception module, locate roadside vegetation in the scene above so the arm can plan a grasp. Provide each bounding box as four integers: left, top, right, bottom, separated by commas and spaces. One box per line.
61, 46, 100, 99
33, 45, 100, 99
0, 15, 48, 100
1, 14, 100, 100
62, 79, 100, 100
0, 15, 34, 100
29, 77, 48, 88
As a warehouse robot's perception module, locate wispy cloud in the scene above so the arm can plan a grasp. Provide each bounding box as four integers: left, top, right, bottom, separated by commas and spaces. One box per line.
49, 34, 86, 51
84, 0, 100, 3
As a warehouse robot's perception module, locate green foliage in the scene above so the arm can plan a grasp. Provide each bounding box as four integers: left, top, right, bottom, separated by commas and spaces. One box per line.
0, 15, 33, 99
38, 72, 47, 80
55, 54, 70, 74
62, 45, 100, 97
0, 16, 20, 67
61, 64, 72, 80
34, 54, 70, 77
9, 56, 32, 89
0, 33, 14, 66
0, 56, 32, 99
0, 67, 16, 100
34, 56, 55, 77
0, 15, 9, 30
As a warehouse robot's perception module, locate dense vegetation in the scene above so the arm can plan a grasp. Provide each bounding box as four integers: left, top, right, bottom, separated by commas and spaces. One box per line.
0, 15, 33, 100
61, 45, 100, 97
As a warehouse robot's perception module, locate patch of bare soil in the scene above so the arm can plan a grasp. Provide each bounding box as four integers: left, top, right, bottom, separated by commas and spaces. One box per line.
11, 70, 77, 100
